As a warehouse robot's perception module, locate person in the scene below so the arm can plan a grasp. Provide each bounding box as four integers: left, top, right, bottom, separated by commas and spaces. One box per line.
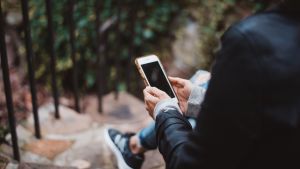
105, 70, 210, 169
141, 1, 300, 169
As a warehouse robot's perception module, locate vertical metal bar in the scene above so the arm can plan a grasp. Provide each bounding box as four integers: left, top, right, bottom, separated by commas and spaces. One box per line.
114, 0, 122, 100
0, 2, 20, 161
95, 0, 103, 113
68, 0, 80, 113
21, 0, 41, 139
126, 0, 138, 93
45, 0, 60, 119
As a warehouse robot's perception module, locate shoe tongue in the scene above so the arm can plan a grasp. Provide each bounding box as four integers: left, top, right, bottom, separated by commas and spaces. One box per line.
114, 134, 121, 142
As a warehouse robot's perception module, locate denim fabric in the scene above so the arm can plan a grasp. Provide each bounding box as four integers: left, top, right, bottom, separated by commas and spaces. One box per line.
138, 121, 156, 150
138, 118, 197, 150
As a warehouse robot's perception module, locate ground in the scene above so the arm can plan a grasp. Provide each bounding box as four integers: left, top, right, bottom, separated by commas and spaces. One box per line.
0, 92, 165, 169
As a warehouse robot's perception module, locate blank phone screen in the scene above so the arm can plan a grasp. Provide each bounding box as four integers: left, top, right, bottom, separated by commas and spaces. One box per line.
141, 61, 175, 98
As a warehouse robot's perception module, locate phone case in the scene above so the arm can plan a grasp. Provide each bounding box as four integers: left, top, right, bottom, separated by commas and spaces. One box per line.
135, 58, 150, 86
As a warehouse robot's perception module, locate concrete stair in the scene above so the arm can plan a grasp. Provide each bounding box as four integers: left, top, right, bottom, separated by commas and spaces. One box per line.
1, 92, 164, 169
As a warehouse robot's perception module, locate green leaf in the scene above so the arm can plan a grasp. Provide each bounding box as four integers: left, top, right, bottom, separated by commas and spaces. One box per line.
143, 29, 154, 39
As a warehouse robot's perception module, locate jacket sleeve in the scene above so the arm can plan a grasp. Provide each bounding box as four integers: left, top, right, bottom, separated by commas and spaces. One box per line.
155, 26, 264, 169
186, 85, 206, 117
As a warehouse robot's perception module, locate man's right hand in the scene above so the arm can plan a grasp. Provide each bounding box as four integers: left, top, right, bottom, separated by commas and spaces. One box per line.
169, 77, 193, 113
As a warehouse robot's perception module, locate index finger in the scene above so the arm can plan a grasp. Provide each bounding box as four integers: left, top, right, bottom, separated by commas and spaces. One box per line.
143, 89, 160, 102
143, 87, 161, 98
148, 87, 165, 96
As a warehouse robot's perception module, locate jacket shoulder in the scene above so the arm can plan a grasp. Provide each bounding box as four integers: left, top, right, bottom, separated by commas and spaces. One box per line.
229, 9, 296, 39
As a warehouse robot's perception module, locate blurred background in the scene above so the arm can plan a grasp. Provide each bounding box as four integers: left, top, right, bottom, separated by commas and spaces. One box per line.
0, 0, 276, 168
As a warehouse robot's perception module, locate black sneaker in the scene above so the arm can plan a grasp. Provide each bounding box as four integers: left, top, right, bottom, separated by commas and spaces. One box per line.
105, 128, 144, 169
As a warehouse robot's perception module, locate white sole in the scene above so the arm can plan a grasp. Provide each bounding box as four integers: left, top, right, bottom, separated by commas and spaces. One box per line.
104, 128, 133, 169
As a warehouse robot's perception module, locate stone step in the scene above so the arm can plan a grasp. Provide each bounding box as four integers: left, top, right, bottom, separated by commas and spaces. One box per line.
2, 92, 164, 169
18, 163, 77, 169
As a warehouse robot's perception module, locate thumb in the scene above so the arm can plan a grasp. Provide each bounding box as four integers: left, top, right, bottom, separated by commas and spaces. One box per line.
169, 77, 185, 87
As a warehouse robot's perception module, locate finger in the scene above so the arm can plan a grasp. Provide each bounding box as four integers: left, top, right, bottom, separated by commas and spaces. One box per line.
143, 87, 153, 97
144, 91, 160, 103
173, 86, 179, 95
149, 87, 167, 97
169, 77, 185, 87
143, 88, 148, 96
144, 86, 156, 95
144, 87, 159, 102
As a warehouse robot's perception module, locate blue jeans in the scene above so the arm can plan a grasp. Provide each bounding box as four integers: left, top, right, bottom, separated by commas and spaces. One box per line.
138, 118, 197, 150
138, 70, 210, 150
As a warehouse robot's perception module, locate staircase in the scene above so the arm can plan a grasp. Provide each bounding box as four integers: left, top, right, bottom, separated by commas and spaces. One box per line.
1, 92, 164, 169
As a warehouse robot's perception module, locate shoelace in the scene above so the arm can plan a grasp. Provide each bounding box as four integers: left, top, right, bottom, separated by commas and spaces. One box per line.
114, 134, 127, 153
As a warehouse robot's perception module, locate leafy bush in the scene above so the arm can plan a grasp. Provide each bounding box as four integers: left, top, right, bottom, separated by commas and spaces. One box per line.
0, 0, 271, 94
28, 0, 196, 92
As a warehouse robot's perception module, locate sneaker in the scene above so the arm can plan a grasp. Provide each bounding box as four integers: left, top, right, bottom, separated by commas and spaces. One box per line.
104, 128, 144, 169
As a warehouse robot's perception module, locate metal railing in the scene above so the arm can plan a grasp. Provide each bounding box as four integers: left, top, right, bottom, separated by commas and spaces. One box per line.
0, 1, 20, 161
21, 0, 41, 140
45, 0, 60, 119
0, 0, 137, 161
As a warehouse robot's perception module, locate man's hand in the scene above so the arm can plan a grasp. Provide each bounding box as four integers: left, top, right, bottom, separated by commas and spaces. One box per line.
169, 77, 193, 113
143, 87, 170, 118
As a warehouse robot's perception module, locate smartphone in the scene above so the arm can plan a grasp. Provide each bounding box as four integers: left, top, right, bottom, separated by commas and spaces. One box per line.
135, 55, 177, 101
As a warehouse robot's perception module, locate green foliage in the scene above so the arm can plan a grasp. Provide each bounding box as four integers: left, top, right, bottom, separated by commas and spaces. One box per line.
27, 0, 271, 91
29, 0, 193, 92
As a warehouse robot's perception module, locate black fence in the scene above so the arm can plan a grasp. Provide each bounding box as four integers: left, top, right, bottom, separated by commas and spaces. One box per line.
0, 0, 136, 161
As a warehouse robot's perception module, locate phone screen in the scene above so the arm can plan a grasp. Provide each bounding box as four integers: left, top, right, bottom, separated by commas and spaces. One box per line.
141, 61, 175, 98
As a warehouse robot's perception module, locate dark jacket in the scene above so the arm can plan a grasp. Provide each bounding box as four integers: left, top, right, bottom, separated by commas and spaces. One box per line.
155, 7, 300, 169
